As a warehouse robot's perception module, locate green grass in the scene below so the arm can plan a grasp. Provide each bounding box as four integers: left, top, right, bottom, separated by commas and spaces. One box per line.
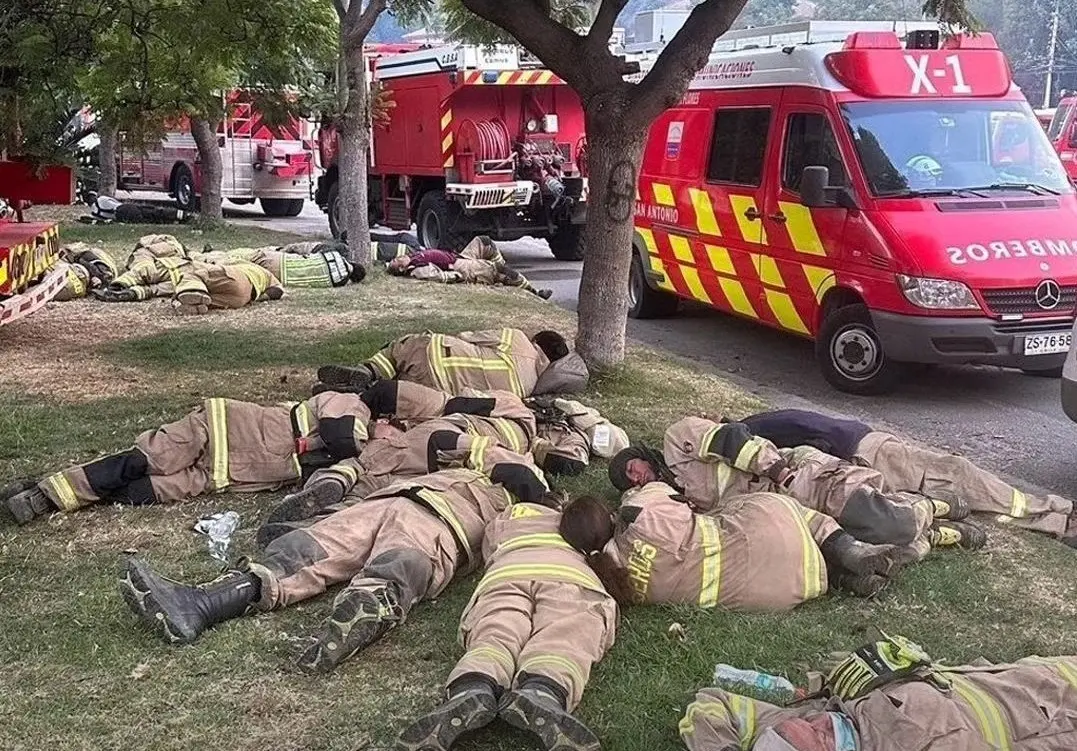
60, 221, 307, 257
4, 220, 1077, 750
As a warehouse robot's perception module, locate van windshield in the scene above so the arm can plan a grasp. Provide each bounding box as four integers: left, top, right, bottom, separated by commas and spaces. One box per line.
840, 100, 1072, 198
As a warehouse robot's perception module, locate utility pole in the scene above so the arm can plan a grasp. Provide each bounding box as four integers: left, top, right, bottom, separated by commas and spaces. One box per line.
1044, 0, 1061, 109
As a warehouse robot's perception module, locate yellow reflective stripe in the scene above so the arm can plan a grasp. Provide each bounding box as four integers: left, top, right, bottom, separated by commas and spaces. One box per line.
778, 202, 826, 256
699, 425, 721, 459
469, 435, 491, 474
334, 462, 360, 484
719, 277, 758, 318
705, 244, 736, 275
206, 398, 230, 490
475, 563, 602, 598
765, 289, 810, 334
428, 334, 453, 392
669, 234, 695, 264
729, 195, 767, 243
779, 497, 824, 600
697, 515, 722, 608
947, 673, 1012, 750
367, 351, 396, 379
689, 188, 721, 236
462, 645, 515, 674
1010, 489, 1028, 518
750, 253, 785, 288
802, 264, 836, 303
1053, 659, 1077, 689
732, 440, 762, 473
519, 654, 585, 689
493, 418, 523, 453
45, 474, 79, 511
727, 694, 758, 749
652, 183, 676, 207
715, 462, 735, 497
498, 328, 524, 397
496, 532, 575, 555
416, 488, 471, 554
295, 403, 313, 436
678, 699, 731, 739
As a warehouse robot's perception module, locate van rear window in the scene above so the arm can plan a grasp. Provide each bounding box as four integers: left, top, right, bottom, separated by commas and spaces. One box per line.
706, 108, 771, 186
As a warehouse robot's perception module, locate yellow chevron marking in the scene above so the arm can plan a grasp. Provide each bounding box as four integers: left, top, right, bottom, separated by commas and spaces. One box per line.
750, 254, 785, 288
668, 234, 695, 264
719, 278, 757, 318
780, 202, 827, 256
705, 244, 736, 276
802, 264, 836, 303
653, 183, 676, 207
440, 110, 453, 129
729, 195, 767, 243
766, 289, 809, 334
441, 133, 454, 153
689, 188, 721, 237
498, 72, 513, 84
537, 71, 554, 84
681, 266, 712, 304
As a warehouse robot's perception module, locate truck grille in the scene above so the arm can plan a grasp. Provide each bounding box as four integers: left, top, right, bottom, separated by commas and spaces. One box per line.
982, 286, 1077, 316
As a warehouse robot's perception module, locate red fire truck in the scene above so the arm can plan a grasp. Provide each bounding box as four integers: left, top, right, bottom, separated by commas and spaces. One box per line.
630, 22, 1077, 394
315, 45, 589, 260
1046, 93, 1077, 184
118, 93, 314, 217
0, 165, 68, 326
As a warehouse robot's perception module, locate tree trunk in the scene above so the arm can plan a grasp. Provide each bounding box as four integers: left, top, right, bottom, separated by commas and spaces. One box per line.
190, 116, 223, 221
337, 38, 373, 266
97, 122, 119, 197
574, 93, 647, 371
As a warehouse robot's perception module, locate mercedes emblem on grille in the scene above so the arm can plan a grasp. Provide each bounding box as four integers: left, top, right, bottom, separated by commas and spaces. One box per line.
1034, 279, 1062, 310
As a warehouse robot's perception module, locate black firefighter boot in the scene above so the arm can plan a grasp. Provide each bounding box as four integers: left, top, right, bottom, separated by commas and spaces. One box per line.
296, 580, 405, 674
395, 674, 500, 751
3, 484, 55, 525
500, 677, 601, 751
820, 530, 900, 598
315, 363, 375, 391
119, 557, 260, 645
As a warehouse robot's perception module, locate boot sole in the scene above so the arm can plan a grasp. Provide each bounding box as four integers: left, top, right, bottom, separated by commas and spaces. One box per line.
266, 483, 344, 525
295, 591, 398, 674
316, 365, 371, 389
500, 692, 601, 751
175, 290, 212, 307
119, 559, 199, 645
395, 693, 497, 751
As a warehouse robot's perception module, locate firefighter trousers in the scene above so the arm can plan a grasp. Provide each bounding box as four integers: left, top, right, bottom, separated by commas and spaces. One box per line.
447, 580, 617, 711
856, 431, 1073, 538
174, 264, 264, 309
249, 495, 461, 612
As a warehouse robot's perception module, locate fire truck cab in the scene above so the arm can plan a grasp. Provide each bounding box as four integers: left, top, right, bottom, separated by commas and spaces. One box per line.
315, 45, 589, 260
630, 21, 1077, 395
1046, 93, 1077, 184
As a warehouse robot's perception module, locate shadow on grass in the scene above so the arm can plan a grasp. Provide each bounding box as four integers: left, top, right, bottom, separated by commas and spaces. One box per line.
98, 316, 490, 371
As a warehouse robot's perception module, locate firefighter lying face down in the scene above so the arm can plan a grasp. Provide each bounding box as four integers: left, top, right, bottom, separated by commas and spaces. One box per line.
314, 327, 589, 398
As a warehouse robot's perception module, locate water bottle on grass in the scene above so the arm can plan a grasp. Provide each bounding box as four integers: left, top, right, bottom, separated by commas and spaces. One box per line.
713, 664, 795, 701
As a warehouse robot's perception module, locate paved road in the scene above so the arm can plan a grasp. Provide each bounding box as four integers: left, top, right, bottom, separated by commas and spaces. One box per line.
217, 197, 1077, 499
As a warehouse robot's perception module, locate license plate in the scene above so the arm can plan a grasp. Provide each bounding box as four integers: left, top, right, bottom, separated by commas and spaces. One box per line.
1023, 332, 1073, 356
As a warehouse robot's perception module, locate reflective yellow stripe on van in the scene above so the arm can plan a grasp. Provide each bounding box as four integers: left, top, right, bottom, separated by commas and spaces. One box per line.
669, 236, 711, 303
729, 195, 768, 243
765, 290, 810, 334
779, 202, 826, 256
802, 264, 837, 303
689, 188, 721, 236
750, 253, 785, 288
705, 244, 737, 275
640, 229, 675, 291
652, 183, 676, 207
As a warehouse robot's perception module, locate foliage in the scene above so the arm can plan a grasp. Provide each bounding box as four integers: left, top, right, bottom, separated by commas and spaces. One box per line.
442, 0, 593, 44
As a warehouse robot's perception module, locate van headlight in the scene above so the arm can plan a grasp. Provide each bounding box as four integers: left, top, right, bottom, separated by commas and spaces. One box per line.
897, 275, 980, 310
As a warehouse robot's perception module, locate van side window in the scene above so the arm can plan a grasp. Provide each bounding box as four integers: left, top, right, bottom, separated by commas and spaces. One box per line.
782, 113, 849, 192
706, 108, 771, 186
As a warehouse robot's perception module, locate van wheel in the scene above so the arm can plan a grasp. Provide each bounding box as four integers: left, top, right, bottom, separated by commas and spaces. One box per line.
548, 223, 584, 261
417, 191, 469, 251
172, 165, 197, 212
816, 303, 903, 395
629, 252, 678, 319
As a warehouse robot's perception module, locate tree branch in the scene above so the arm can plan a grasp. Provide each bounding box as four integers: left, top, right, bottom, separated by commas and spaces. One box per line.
587, 0, 627, 50
331, 0, 347, 19
459, 0, 608, 93
343, 0, 386, 49
631, 0, 748, 123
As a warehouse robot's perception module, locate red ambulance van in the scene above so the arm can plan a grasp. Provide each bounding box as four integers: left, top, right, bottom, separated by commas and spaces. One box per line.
630, 25, 1077, 394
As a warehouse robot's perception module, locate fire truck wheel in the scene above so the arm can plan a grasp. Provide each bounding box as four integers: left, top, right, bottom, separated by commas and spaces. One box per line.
628, 251, 678, 319
417, 191, 468, 251
261, 198, 305, 217
326, 182, 342, 238
548, 223, 584, 261
172, 165, 197, 212
816, 303, 903, 395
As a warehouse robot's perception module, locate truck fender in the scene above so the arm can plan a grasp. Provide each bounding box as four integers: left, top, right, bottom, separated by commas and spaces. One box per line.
815, 284, 866, 330
631, 230, 666, 292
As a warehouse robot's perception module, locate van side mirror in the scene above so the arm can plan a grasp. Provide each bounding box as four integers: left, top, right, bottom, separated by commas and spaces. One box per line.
800, 166, 829, 207
800, 165, 858, 210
